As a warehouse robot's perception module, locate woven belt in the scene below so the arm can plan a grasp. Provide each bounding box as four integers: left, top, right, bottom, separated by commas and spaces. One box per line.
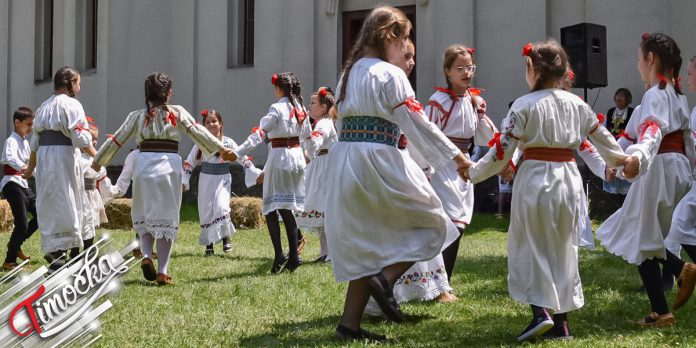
201, 162, 231, 175
270, 137, 300, 148
522, 148, 575, 162
447, 136, 473, 152
139, 139, 179, 153
317, 149, 329, 156
657, 131, 685, 155
84, 178, 97, 190
3, 164, 21, 176
38, 130, 72, 146
339, 116, 400, 147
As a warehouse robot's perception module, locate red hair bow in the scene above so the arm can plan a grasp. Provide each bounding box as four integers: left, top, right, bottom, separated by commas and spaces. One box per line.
201, 109, 209, 118
596, 113, 606, 124
467, 47, 476, 55
271, 74, 278, 85
642, 32, 650, 41
86, 116, 95, 124
487, 132, 505, 160
522, 43, 533, 57
318, 88, 327, 98
567, 70, 576, 80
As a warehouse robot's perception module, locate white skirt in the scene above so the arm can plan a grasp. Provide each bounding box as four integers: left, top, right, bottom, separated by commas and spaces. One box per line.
36, 146, 84, 253
132, 152, 182, 241
262, 147, 306, 215
597, 153, 692, 265
295, 153, 330, 229
507, 160, 584, 312
197, 172, 235, 245
665, 181, 696, 246
82, 188, 107, 241
325, 142, 459, 282
430, 159, 475, 228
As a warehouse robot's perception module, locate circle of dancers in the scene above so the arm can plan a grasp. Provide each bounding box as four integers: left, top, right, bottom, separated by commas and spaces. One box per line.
3, 5, 696, 343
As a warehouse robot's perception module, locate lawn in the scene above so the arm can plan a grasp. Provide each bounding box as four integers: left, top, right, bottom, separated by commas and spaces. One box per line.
2, 204, 696, 347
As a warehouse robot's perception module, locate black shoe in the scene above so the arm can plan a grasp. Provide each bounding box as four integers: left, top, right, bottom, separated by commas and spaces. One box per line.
271, 256, 288, 274
223, 243, 233, 253
335, 324, 387, 342
286, 258, 302, 272
542, 321, 573, 341
314, 255, 328, 263
663, 275, 675, 292
366, 272, 403, 323
517, 314, 554, 342
205, 248, 214, 257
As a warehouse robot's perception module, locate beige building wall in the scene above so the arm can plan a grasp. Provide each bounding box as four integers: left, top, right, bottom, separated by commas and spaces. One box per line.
1, 0, 695, 163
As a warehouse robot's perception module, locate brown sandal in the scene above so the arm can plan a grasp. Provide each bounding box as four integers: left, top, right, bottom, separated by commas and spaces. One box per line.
17, 249, 31, 261
156, 273, 173, 285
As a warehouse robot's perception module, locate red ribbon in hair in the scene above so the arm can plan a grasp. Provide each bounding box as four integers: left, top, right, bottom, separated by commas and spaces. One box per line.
434, 87, 458, 100
522, 43, 533, 57
637, 120, 660, 141
467, 47, 476, 55
290, 108, 307, 125
165, 112, 177, 126
201, 109, 209, 118
596, 113, 606, 124
271, 74, 278, 85
656, 73, 669, 84
487, 132, 505, 160
394, 98, 423, 113
616, 130, 636, 143
86, 116, 95, 125
642, 32, 650, 41
106, 134, 122, 148
567, 70, 576, 81
318, 88, 327, 98
579, 139, 593, 153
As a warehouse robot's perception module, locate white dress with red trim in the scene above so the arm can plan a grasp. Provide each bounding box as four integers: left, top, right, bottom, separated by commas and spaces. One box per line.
665, 107, 696, 247
295, 118, 337, 229
235, 97, 311, 215
325, 58, 461, 282
424, 88, 497, 228
468, 89, 627, 312
576, 139, 606, 250
597, 85, 694, 265
80, 153, 108, 241
30, 94, 93, 253
183, 136, 249, 245
94, 105, 224, 242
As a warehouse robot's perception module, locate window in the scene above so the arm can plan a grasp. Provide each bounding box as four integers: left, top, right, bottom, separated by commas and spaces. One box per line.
76, 0, 98, 72
227, 0, 254, 67
34, 0, 53, 82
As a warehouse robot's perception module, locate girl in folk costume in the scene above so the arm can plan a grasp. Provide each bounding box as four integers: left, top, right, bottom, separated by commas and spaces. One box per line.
70, 120, 109, 259
424, 44, 498, 282
235, 72, 311, 274
460, 40, 636, 341
596, 33, 696, 327
324, 6, 466, 341
2, 107, 38, 271
183, 109, 253, 256
666, 55, 696, 262
93, 72, 237, 285
24, 67, 96, 271
294, 87, 338, 263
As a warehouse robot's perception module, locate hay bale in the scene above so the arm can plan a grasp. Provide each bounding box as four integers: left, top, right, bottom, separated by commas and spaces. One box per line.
231, 196, 264, 229
103, 198, 133, 230
0, 200, 14, 232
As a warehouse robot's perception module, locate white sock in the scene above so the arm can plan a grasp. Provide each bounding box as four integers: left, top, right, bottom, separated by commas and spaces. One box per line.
140, 233, 154, 260
318, 227, 329, 258
156, 237, 173, 275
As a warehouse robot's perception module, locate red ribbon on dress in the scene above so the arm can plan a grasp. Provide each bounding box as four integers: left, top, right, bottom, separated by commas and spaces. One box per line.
311, 130, 324, 138
290, 108, 307, 125
393, 98, 423, 113
434, 86, 458, 100
74, 124, 87, 133
596, 113, 606, 124
106, 134, 122, 147
487, 132, 505, 160
165, 112, 177, 126
637, 120, 660, 141
616, 130, 636, 143
579, 139, 593, 153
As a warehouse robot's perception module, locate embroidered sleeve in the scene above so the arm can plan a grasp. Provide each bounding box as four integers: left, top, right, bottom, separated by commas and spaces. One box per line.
469, 109, 524, 184
577, 139, 607, 180
623, 90, 670, 176
176, 107, 223, 155
94, 111, 138, 166
475, 113, 498, 147
235, 107, 279, 157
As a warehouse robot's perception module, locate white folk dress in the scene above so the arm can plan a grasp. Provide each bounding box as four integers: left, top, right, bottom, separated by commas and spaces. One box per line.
183, 136, 249, 246
425, 89, 497, 228
80, 153, 108, 241
666, 107, 696, 247
469, 89, 627, 312
235, 97, 311, 215
94, 105, 223, 242
295, 118, 338, 228
596, 85, 694, 265
325, 57, 461, 282
31, 94, 92, 253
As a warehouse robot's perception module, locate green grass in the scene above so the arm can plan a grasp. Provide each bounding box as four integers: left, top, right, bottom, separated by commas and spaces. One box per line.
3, 205, 696, 347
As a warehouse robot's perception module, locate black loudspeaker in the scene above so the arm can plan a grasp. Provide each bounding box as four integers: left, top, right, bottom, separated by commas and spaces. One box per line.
561, 23, 607, 88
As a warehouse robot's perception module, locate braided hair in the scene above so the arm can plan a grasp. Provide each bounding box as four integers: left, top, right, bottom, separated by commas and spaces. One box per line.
641, 33, 683, 94
273, 72, 304, 111
144, 72, 173, 112
54, 66, 80, 97
525, 39, 569, 92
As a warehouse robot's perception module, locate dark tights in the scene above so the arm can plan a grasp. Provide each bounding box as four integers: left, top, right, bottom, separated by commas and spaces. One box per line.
264, 209, 299, 262
442, 227, 464, 281
637, 249, 686, 315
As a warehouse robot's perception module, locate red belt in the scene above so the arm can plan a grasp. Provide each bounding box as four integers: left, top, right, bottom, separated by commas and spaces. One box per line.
271, 137, 300, 148
657, 131, 685, 155
522, 148, 575, 162
3, 164, 21, 176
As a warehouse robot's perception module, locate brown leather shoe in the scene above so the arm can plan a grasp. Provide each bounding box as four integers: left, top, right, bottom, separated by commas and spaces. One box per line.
17, 249, 30, 261
156, 273, 173, 285
2, 262, 19, 271
132, 249, 143, 259
296, 238, 306, 256
140, 258, 157, 281
673, 262, 696, 310
635, 312, 676, 328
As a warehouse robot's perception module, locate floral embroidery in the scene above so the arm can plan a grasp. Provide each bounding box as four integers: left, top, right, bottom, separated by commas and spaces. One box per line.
293, 210, 324, 219
395, 265, 447, 286
200, 213, 231, 229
